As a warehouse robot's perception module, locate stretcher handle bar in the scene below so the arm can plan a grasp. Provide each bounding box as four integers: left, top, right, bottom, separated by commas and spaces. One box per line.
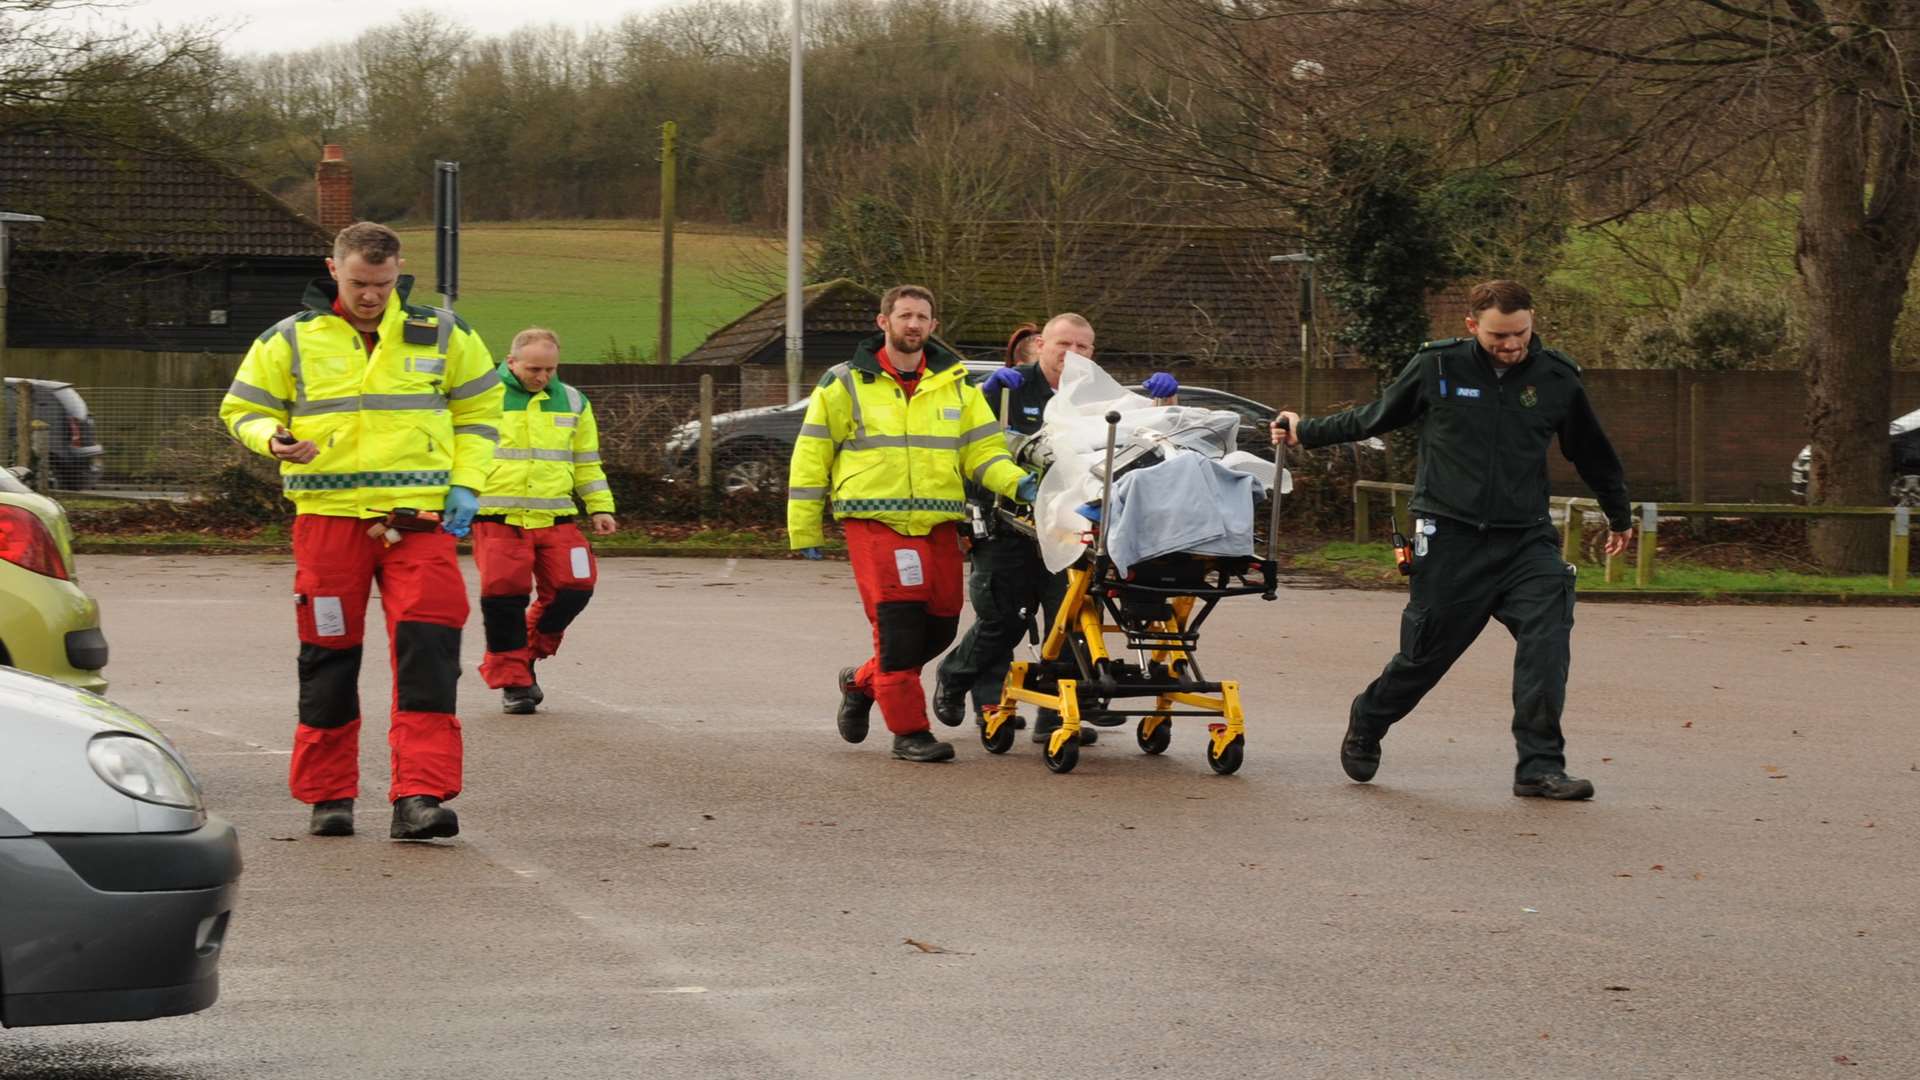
1095, 410, 1121, 558
1267, 415, 1288, 562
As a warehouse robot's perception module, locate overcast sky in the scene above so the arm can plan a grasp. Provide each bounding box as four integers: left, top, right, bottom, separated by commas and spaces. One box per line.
59, 1, 685, 56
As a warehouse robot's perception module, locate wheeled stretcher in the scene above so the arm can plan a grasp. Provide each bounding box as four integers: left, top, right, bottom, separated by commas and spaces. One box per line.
980, 409, 1286, 775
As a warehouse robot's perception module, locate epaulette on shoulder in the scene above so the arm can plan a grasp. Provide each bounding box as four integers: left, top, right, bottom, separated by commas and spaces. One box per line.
1418, 337, 1468, 352
1541, 347, 1583, 374
815, 369, 839, 390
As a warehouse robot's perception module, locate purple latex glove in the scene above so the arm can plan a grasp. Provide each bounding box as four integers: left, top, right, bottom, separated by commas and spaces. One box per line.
1143, 372, 1179, 398
982, 367, 1024, 395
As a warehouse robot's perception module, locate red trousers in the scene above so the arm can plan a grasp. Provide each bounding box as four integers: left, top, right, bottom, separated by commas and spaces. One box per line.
472, 520, 598, 688
288, 515, 469, 805
843, 519, 965, 735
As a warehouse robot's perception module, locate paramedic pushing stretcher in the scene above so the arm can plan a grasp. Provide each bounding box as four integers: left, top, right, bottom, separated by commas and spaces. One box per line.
931, 313, 1178, 745
1272, 280, 1631, 800
220, 222, 503, 839
788, 285, 1036, 762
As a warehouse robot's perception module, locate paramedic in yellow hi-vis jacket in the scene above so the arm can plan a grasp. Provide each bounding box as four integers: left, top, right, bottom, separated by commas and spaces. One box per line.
788, 284, 1036, 763
472, 327, 617, 715
219, 221, 502, 842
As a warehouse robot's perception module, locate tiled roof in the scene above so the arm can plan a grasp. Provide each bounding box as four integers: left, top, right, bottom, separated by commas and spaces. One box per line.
940, 223, 1307, 366
0, 126, 331, 257
679, 278, 883, 365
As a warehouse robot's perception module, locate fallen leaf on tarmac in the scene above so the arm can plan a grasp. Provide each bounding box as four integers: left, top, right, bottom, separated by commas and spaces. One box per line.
1768, 774, 1788, 780
1120, 824, 1136, 830
1834, 1055, 1857, 1065
1763, 765, 1782, 772
903, 938, 971, 955
268, 836, 299, 842
1539, 1033, 1550, 1040
1861, 821, 1875, 828
1793, 640, 1809, 645
701, 814, 715, 820
1601, 757, 1614, 763
1682, 721, 1693, 728
1603, 986, 1631, 992
1651, 864, 1666, 871
649, 841, 671, 848
1614, 872, 1633, 878
1513, 831, 1539, 837
1692, 872, 1706, 880
1855, 930, 1868, 937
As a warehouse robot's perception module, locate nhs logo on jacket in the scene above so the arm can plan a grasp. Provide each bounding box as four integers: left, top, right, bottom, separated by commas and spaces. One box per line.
1454, 387, 1482, 398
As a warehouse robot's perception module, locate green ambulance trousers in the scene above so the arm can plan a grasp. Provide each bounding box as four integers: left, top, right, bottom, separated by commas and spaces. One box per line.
936, 533, 1068, 722
1350, 519, 1579, 781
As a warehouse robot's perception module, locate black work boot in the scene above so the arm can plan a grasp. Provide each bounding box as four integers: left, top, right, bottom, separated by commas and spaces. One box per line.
836, 666, 872, 743
891, 730, 956, 762
502, 685, 539, 715
525, 661, 544, 705
308, 798, 354, 837
1513, 772, 1596, 800
390, 795, 460, 840
931, 681, 968, 727
1340, 717, 1382, 783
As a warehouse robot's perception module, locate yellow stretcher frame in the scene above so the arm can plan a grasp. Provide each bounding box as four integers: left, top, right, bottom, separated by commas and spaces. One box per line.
980, 561, 1250, 775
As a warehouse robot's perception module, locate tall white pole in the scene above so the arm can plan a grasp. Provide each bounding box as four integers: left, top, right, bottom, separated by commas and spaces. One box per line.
784, 0, 805, 403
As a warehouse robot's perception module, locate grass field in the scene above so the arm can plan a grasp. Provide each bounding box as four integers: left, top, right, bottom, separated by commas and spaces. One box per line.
392, 222, 786, 363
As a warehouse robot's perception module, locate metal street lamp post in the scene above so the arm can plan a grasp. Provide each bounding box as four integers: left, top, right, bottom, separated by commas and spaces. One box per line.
1270, 252, 1317, 414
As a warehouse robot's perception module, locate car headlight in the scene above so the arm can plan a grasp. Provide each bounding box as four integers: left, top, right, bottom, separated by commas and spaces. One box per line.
86, 733, 203, 810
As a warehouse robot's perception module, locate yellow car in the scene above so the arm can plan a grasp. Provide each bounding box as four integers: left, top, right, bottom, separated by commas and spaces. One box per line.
0, 466, 107, 693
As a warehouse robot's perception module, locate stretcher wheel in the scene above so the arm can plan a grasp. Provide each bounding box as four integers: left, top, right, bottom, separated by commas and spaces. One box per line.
1043, 733, 1080, 774
1206, 734, 1245, 775
981, 717, 1017, 754
1137, 717, 1172, 754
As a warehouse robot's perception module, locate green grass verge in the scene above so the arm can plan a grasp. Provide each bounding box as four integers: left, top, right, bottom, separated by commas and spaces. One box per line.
392, 221, 781, 363
1296, 541, 1918, 599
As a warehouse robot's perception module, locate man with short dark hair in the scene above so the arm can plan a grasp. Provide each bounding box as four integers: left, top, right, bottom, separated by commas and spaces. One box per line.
1272, 280, 1631, 799
788, 285, 1034, 762
220, 221, 502, 839
472, 327, 617, 715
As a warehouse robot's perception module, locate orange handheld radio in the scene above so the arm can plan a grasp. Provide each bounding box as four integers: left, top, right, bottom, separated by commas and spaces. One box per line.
1391, 531, 1413, 576
366, 508, 443, 546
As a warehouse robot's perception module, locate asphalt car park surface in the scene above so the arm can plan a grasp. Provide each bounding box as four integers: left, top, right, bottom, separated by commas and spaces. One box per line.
2, 554, 1913, 1078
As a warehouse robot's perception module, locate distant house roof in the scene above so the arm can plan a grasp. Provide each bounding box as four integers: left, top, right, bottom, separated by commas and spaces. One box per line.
678, 279, 880, 365
948, 222, 1306, 366
0, 126, 331, 258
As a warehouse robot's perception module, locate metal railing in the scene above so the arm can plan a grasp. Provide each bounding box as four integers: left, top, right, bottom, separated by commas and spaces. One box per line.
1352, 481, 1914, 590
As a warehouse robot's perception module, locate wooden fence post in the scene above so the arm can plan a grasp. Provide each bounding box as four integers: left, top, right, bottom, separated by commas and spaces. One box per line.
1635, 502, 1658, 586
697, 374, 714, 507
1560, 498, 1583, 565
1892, 506, 1911, 591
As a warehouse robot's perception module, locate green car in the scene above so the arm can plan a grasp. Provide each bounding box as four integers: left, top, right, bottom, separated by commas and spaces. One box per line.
0, 467, 107, 693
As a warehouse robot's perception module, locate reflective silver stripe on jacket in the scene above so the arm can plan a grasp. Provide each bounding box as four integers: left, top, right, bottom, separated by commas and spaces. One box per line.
572, 451, 601, 463
435, 308, 455, 356
575, 479, 610, 495
484, 495, 576, 510
227, 379, 289, 411
450, 368, 502, 401
292, 393, 446, 416
834, 364, 863, 444
971, 453, 1013, 484
563, 384, 584, 413
798, 423, 831, 439
231, 411, 273, 434
495, 447, 574, 461
455, 424, 500, 442
788, 486, 827, 501
278, 315, 305, 407
960, 420, 1002, 446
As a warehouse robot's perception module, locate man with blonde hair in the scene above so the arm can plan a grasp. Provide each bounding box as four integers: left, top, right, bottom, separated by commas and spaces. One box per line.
472, 326, 618, 714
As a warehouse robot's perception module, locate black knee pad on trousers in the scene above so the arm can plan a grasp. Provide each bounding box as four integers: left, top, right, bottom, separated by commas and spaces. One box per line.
534, 588, 593, 633
921, 614, 960, 665
394, 621, 461, 714
874, 601, 928, 672
297, 643, 362, 729
480, 594, 530, 652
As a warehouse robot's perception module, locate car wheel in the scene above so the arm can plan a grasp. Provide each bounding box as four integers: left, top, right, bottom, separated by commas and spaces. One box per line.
1893, 474, 1920, 507
717, 451, 786, 497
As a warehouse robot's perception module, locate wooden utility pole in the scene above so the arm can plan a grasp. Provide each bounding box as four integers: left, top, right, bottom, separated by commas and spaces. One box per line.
658, 121, 678, 365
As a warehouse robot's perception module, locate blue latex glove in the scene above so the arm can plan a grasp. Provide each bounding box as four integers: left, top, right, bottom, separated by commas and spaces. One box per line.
441, 486, 478, 538
1143, 371, 1179, 398
982, 367, 1024, 395
1015, 473, 1040, 503
799, 547, 824, 560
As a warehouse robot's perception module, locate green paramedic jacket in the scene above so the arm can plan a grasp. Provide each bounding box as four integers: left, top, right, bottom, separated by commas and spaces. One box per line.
1296, 336, 1632, 532
786, 334, 1027, 550
477, 364, 616, 528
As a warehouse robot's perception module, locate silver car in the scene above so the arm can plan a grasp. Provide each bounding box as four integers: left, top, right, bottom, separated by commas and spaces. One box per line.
0, 667, 239, 1027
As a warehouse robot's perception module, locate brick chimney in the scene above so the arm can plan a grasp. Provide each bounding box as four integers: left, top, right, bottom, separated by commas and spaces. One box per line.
315, 144, 354, 233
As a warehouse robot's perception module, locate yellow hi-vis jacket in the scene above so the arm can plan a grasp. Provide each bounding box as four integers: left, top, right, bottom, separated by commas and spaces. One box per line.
220, 277, 502, 517
787, 335, 1024, 549
477, 365, 616, 528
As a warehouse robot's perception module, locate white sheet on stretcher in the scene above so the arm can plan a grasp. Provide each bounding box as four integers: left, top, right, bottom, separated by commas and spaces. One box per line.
1030, 354, 1289, 573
